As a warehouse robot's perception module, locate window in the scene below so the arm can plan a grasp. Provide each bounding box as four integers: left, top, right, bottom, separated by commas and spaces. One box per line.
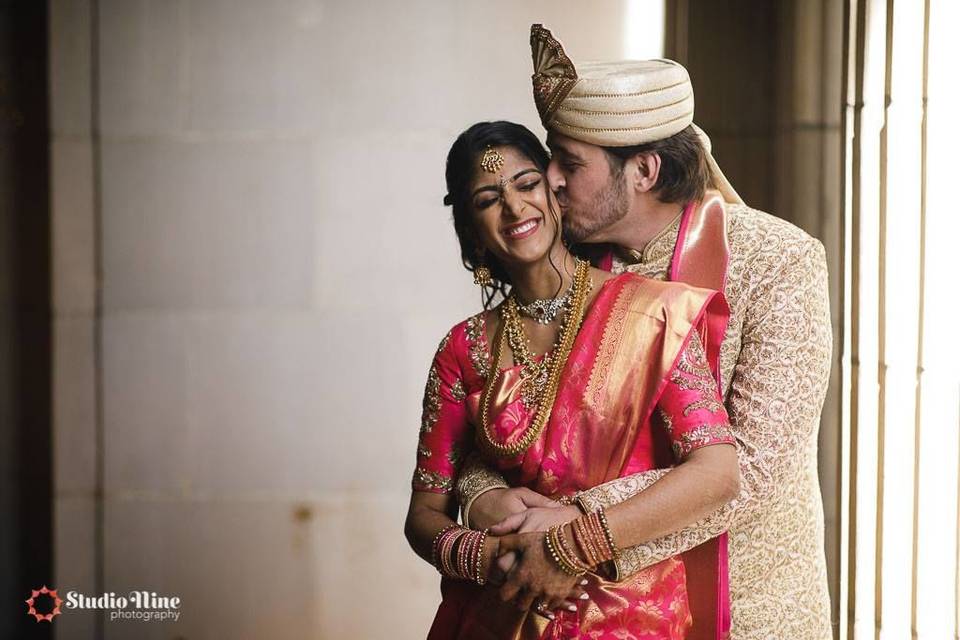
842, 0, 960, 637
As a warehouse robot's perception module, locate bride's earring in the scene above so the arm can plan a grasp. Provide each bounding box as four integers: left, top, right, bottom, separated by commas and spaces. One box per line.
474, 264, 492, 287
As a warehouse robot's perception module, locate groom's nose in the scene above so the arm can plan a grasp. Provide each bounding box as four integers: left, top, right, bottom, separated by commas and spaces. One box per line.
546, 159, 566, 192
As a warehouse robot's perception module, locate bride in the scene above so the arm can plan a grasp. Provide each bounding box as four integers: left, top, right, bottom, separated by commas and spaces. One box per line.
404, 120, 739, 639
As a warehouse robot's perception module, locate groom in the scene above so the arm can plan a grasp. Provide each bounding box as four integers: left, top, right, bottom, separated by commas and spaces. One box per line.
456, 25, 833, 639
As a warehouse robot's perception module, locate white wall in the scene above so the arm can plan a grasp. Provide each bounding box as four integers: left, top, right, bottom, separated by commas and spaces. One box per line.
50, 1, 645, 637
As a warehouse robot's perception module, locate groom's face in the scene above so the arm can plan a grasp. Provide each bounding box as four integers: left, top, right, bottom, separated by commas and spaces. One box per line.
545, 132, 630, 244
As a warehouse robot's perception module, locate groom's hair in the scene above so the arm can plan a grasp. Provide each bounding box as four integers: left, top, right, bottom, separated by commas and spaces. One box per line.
602, 125, 710, 205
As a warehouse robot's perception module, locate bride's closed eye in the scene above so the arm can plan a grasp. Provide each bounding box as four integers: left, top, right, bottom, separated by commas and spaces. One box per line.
475, 194, 500, 210
515, 177, 542, 192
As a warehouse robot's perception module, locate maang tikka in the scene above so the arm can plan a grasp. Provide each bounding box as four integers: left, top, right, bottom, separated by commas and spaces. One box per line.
480, 146, 505, 174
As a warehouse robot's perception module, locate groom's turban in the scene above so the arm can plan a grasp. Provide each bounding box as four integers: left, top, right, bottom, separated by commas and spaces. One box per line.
530, 24, 743, 205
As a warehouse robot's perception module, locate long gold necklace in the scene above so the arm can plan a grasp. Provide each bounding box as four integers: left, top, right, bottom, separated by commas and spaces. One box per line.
502, 296, 551, 407
477, 259, 591, 458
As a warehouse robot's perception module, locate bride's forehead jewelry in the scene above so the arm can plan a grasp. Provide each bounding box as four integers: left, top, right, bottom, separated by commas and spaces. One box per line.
480, 146, 505, 174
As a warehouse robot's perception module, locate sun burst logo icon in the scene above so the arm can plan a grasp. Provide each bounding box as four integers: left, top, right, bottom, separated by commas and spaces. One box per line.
25, 585, 64, 622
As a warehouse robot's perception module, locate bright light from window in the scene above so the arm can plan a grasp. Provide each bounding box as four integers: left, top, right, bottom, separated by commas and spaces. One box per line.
846, 1, 960, 638
850, 2, 888, 637
623, 0, 665, 59
915, 1, 960, 638
878, 1, 925, 637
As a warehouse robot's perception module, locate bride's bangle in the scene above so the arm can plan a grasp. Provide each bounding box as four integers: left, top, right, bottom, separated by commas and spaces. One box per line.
545, 524, 589, 576
569, 508, 619, 568
431, 525, 491, 585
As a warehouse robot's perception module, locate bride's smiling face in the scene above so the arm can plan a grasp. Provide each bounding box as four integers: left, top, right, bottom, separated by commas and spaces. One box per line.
468, 146, 561, 269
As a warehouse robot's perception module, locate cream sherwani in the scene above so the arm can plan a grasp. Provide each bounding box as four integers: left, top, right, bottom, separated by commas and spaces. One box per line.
457, 202, 833, 639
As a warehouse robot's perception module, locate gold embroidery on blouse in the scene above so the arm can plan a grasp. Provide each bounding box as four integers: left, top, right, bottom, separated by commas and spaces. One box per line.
682, 398, 723, 416
437, 330, 451, 354
413, 467, 453, 492
450, 379, 466, 402
465, 312, 492, 380
446, 445, 464, 468
669, 370, 713, 394
671, 423, 732, 459
420, 366, 441, 436
683, 398, 723, 417
671, 333, 724, 416
658, 408, 674, 436
419, 331, 455, 438
455, 452, 509, 507
676, 332, 712, 377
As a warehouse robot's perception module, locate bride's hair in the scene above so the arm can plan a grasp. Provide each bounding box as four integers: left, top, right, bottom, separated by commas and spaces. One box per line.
443, 121, 563, 309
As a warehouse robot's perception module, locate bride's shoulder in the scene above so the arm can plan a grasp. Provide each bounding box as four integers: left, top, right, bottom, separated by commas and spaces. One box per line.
427, 309, 497, 380
434, 308, 496, 356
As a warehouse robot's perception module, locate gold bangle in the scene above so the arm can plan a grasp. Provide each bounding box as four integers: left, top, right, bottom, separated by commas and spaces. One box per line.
556, 524, 592, 573
462, 483, 508, 529
474, 529, 489, 585
572, 516, 601, 567
431, 524, 458, 570
574, 494, 593, 515
436, 527, 466, 577
545, 526, 588, 576
544, 527, 579, 576
597, 507, 621, 559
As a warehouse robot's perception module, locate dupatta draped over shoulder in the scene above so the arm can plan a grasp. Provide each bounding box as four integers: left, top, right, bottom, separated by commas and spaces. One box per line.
413, 272, 734, 640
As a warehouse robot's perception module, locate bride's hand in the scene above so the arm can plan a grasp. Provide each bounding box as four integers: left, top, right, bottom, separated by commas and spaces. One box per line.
469, 486, 561, 529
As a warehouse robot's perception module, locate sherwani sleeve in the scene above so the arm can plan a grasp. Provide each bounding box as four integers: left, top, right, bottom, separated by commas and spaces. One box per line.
578, 237, 832, 578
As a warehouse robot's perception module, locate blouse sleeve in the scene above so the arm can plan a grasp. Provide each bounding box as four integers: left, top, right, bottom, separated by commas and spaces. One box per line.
411, 329, 473, 494
657, 330, 735, 461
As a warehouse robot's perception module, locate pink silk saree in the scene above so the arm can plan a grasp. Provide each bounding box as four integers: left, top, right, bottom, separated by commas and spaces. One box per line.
414, 271, 732, 639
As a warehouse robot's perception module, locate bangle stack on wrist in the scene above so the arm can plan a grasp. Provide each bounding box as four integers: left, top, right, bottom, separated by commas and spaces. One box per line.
572, 507, 620, 566
430, 525, 490, 585
545, 524, 590, 576
546, 507, 621, 575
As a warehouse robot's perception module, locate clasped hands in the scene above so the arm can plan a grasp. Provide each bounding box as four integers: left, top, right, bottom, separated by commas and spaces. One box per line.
476, 487, 591, 617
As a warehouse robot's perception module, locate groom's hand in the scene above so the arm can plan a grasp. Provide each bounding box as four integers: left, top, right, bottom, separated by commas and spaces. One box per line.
496, 531, 591, 615
469, 487, 560, 530
490, 505, 583, 536
488, 504, 582, 582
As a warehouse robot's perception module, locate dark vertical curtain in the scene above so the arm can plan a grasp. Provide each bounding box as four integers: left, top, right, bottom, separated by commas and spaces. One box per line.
0, 0, 53, 638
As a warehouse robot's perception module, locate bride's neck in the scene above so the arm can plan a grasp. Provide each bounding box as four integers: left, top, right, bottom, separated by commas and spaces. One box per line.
505, 246, 578, 303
